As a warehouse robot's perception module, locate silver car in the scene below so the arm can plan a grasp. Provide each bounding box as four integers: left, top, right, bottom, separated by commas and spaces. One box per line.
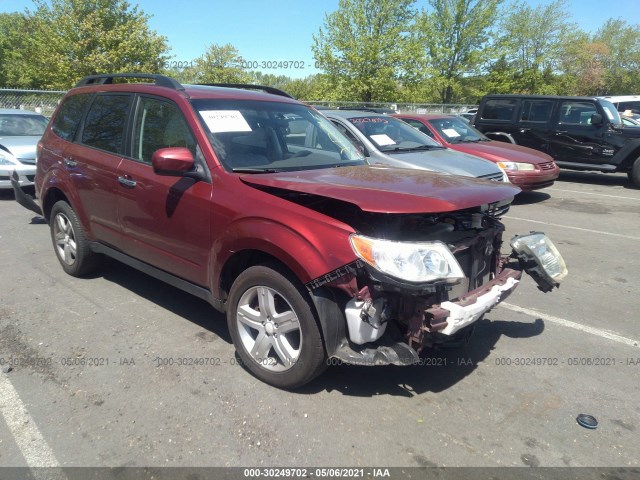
0, 109, 48, 189
324, 110, 508, 183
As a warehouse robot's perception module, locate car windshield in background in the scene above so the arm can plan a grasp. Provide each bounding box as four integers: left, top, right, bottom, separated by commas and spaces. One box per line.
599, 100, 622, 124
346, 115, 443, 152
0, 114, 48, 136
190, 99, 365, 172
428, 117, 488, 143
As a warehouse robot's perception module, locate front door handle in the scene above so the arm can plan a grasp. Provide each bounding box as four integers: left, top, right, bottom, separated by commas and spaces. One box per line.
63, 158, 77, 167
118, 176, 137, 188
555, 130, 568, 135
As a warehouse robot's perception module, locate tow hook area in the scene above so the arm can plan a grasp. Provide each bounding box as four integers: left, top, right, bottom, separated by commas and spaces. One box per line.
11, 170, 43, 216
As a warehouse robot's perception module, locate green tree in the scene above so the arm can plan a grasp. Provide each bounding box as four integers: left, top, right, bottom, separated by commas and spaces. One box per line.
496, 0, 574, 94
5, 0, 168, 89
312, 0, 417, 102
180, 43, 253, 84
593, 19, 640, 94
416, 0, 503, 103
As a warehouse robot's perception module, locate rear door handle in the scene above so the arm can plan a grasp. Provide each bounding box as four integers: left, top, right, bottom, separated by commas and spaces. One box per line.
555, 130, 568, 135
118, 176, 137, 188
63, 158, 77, 167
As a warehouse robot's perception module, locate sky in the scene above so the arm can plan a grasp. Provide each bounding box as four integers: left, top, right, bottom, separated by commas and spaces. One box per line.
1, 0, 639, 79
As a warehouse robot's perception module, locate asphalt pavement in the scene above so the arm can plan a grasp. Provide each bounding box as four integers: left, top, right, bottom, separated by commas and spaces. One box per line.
0, 170, 638, 477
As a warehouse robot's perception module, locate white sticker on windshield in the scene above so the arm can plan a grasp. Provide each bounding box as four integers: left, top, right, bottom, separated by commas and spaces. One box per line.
442, 128, 460, 137
200, 110, 252, 133
370, 134, 396, 146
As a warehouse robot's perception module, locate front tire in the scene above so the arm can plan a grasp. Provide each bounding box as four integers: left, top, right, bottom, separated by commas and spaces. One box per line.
227, 264, 327, 389
49, 200, 102, 277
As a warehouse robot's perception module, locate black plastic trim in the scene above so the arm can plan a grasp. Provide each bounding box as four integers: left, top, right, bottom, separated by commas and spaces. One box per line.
75, 74, 184, 91
89, 242, 225, 312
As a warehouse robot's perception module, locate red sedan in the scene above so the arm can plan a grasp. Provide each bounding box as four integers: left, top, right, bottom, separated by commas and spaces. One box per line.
394, 113, 560, 191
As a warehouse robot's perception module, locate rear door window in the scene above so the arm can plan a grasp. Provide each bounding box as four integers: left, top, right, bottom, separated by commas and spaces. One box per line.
480, 99, 518, 121
520, 100, 554, 123
52, 94, 92, 141
81, 94, 131, 154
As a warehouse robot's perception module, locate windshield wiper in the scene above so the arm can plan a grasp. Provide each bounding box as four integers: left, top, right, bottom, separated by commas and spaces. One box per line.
387, 144, 444, 152
232, 167, 282, 173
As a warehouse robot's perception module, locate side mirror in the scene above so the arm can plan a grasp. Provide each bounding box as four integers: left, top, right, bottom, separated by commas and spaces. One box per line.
152, 147, 195, 176
590, 113, 603, 125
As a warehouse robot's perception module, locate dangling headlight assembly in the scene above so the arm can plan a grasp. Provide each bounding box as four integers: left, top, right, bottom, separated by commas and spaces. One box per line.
350, 234, 465, 284
510, 232, 568, 292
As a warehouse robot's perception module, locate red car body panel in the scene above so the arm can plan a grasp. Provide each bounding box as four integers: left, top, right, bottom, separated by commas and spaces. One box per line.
393, 114, 560, 191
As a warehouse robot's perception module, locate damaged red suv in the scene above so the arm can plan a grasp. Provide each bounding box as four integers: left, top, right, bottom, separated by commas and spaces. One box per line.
14, 74, 567, 388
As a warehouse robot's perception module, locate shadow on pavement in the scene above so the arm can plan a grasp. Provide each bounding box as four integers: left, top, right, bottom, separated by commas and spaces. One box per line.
513, 191, 551, 205
100, 258, 232, 344
299, 316, 545, 397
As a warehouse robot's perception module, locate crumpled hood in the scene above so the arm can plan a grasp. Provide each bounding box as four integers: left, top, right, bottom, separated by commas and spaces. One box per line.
0, 136, 40, 161
240, 165, 520, 214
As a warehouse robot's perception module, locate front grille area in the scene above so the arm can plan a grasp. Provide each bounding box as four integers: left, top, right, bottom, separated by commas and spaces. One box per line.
477, 171, 504, 182
26, 175, 35, 181
539, 161, 556, 170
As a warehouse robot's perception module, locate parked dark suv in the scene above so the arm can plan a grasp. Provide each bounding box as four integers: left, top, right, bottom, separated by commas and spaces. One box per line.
13, 74, 567, 388
473, 94, 640, 187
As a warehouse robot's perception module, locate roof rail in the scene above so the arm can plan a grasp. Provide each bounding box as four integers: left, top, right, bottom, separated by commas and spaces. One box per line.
198, 83, 294, 99
75, 74, 184, 91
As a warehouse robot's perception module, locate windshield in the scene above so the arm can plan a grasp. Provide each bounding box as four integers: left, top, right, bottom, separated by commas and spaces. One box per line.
346, 115, 443, 152
190, 99, 365, 172
599, 100, 622, 124
0, 114, 48, 136
428, 117, 488, 143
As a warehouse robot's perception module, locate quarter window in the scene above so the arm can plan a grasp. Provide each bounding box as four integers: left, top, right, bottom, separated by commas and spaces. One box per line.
132, 97, 196, 164
81, 95, 131, 154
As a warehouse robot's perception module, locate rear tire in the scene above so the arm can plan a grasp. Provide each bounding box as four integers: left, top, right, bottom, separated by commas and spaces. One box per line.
226, 264, 327, 389
50, 200, 102, 277
629, 158, 640, 188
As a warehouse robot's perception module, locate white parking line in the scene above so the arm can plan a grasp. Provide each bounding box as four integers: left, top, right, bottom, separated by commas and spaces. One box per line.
548, 188, 640, 201
505, 216, 640, 241
0, 374, 67, 479
500, 303, 640, 348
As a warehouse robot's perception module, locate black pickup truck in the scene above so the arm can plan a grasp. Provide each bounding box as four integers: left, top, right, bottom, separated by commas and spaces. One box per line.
473, 94, 640, 187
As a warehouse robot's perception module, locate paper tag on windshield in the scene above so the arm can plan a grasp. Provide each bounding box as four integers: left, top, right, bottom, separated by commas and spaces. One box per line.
370, 134, 396, 146
442, 128, 460, 137
200, 110, 252, 133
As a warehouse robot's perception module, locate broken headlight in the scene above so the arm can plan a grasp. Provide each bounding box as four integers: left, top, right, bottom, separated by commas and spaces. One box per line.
510, 232, 568, 292
350, 234, 464, 283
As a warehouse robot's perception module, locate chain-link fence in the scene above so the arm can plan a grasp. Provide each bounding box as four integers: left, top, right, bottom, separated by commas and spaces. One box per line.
309, 100, 477, 114
0, 89, 66, 117
0, 88, 477, 117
